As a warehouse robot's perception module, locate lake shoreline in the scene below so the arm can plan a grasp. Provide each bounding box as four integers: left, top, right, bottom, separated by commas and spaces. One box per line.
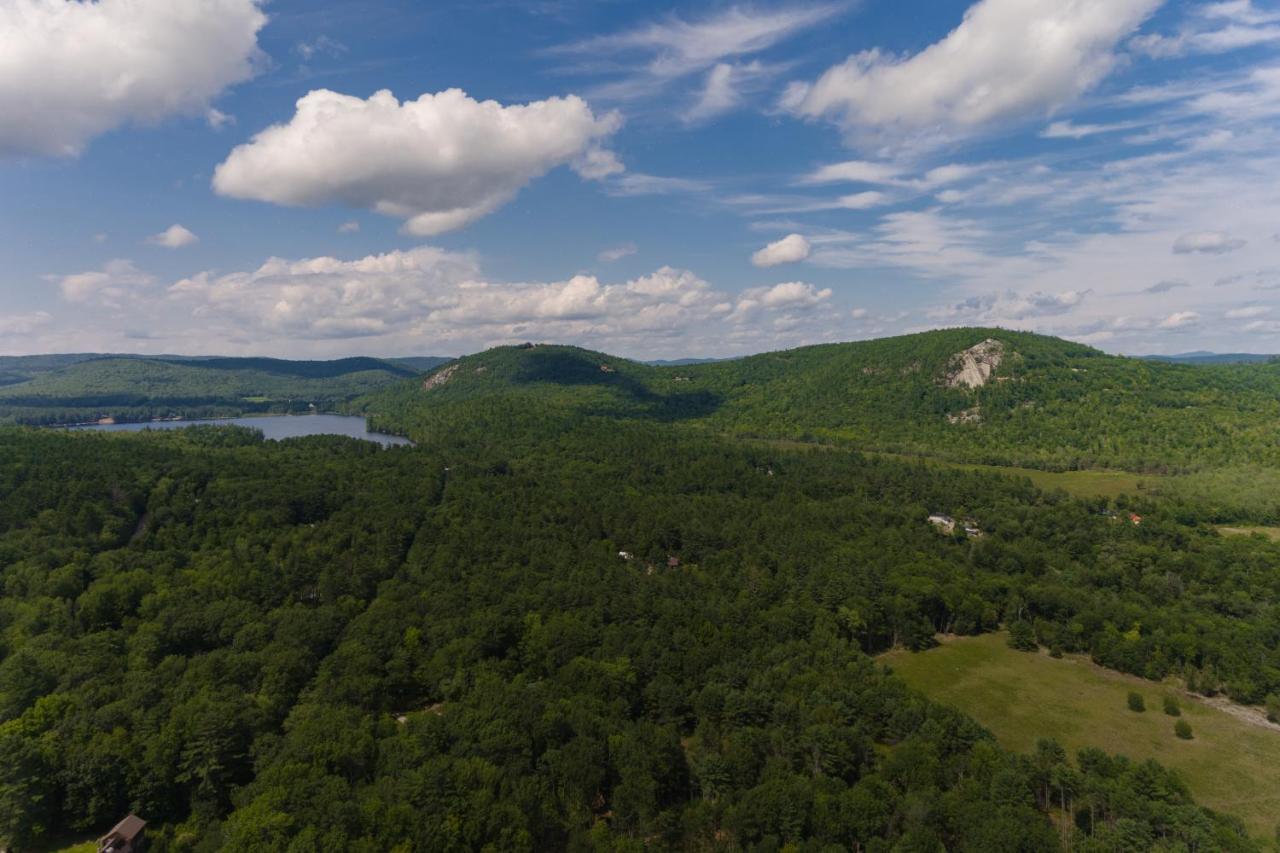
64, 413, 413, 448
53, 409, 339, 429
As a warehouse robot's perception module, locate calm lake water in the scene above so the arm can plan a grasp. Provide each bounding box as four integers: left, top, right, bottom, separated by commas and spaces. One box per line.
71, 413, 413, 448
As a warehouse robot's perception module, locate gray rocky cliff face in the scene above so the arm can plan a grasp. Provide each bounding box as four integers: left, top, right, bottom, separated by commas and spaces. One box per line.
945, 338, 1005, 389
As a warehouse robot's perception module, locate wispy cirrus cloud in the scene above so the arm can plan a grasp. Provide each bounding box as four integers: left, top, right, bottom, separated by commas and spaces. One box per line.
1173, 231, 1247, 254
1225, 305, 1271, 319
1131, 0, 1280, 58
1040, 119, 1146, 139
0, 311, 52, 337
931, 289, 1090, 323
602, 172, 712, 197
1142, 279, 1190, 294
683, 60, 786, 124
598, 242, 638, 263
800, 160, 989, 190
550, 3, 846, 119
807, 209, 1001, 277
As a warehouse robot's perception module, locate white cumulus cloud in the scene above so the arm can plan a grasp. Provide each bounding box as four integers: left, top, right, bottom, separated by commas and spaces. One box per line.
212, 88, 622, 236
751, 281, 832, 309
146, 224, 199, 249
1159, 311, 1201, 329
752, 233, 812, 267
0, 0, 266, 158
156, 247, 836, 355
49, 259, 156, 305
731, 281, 832, 322
785, 0, 1160, 144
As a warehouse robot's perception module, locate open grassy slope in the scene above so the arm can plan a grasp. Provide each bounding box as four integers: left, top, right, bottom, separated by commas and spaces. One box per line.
884, 633, 1280, 843
897, 458, 1154, 500
0, 354, 447, 425
1219, 526, 1280, 542
749, 439, 1156, 500
39, 838, 94, 853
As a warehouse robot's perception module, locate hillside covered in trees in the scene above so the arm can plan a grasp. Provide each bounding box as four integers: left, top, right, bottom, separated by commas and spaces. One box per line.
363, 329, 1280, 474
0, 354, 448, 425
2, 328, 1279, 850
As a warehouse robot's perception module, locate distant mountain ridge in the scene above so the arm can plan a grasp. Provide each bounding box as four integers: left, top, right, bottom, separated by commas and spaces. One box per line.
642, 357, 732, 366
361, 328, 1280, 474
1138, 351, 1277, 365
0, 353, 450, 425
13, 332, 1280, 474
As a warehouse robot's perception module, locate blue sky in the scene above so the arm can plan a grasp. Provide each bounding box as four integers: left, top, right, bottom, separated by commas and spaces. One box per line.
1, 0, 1279, 358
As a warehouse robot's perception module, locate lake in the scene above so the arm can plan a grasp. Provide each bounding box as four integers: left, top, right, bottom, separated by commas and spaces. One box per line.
71, 413, 413, 448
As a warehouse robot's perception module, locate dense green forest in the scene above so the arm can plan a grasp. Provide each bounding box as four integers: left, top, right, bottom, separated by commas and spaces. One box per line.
2, 329, 1279, 850
0, 354, 447, 426
1, 416, 1275, 850
363, 330, 1280, 474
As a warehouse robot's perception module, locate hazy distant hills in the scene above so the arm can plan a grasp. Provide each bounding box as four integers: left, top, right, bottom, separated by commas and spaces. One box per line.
0, 353, 450, 425
1138, 351, 1278, 365
642, 357, 730, 366
11, 331, 1280, 474
363, 328, 1280, 473
388, 355, 456, 372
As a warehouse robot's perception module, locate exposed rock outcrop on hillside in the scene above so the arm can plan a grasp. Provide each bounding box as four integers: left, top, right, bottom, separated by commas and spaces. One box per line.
422, 364, 458, 391
947, 406, 983, 424
945, 339, 1005, 389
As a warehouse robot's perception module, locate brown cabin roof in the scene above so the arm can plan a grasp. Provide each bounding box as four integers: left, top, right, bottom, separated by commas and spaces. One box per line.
103, 814, 146, 843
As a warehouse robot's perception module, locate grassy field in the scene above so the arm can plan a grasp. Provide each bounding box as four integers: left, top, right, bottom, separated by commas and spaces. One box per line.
1219, 526, 1280, 542
910, 458, 1153, 500
742, 438, 1155, 499
37, 837, 94, 853
883, 633, 1280, 844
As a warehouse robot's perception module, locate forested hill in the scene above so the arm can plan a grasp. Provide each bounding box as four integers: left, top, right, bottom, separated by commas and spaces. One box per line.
363, 329, 1280, 473
0, 354, 449, 425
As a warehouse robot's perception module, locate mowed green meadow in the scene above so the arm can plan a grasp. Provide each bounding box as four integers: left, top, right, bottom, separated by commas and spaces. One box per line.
744, 438, 1155, 499
925, 459, 1152, 500
883, 633, 1280, 844
40, 839, 94, 853
1219, 526, 1280, 542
